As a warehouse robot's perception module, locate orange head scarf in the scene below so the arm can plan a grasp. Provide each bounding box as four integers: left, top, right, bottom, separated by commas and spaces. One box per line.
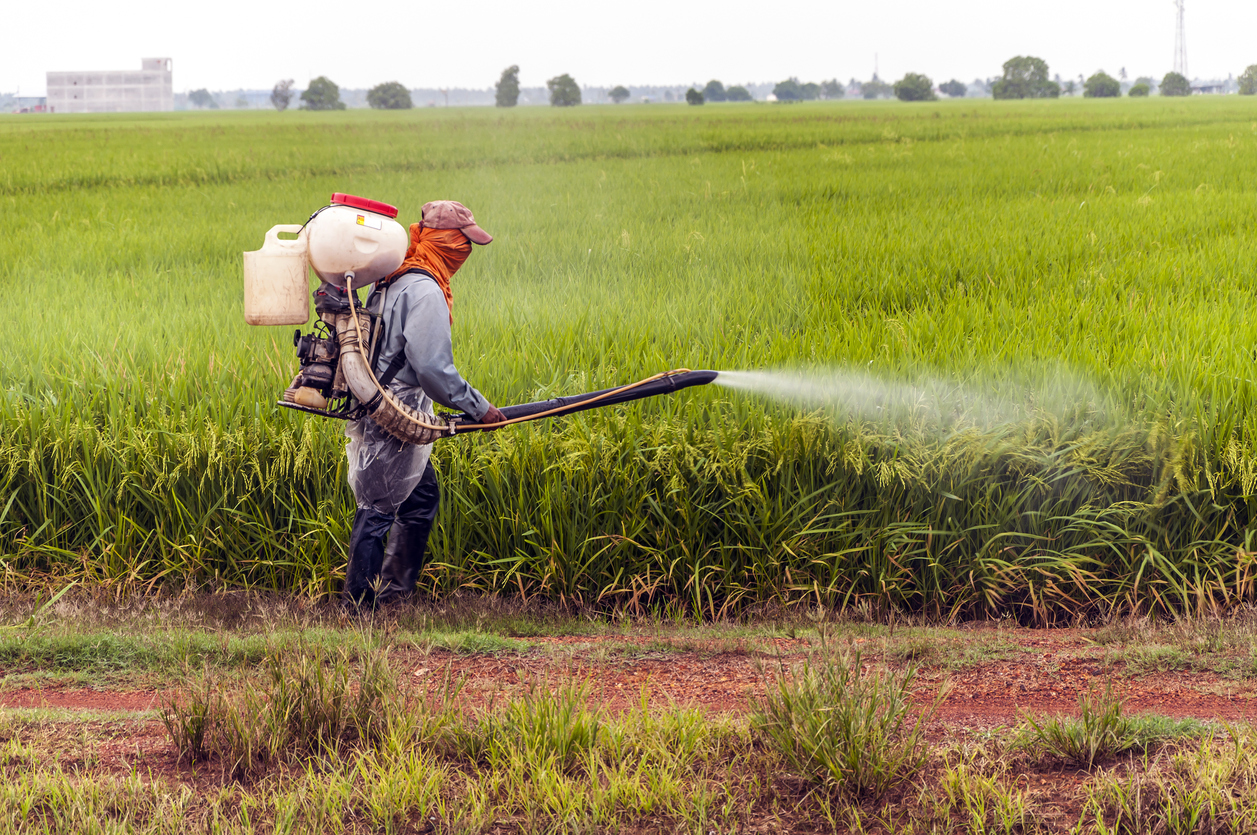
385, 226, 472, 323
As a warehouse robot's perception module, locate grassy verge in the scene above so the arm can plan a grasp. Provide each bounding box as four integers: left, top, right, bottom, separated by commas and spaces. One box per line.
1089, 614, 1257, 679
1, 623, 1253, 834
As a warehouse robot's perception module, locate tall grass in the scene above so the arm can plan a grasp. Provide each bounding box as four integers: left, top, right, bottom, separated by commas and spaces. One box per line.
1016, 681, 1207, 769
163, 642, 406, 777
753, 643, 944, 800
3, 99, 1257, 618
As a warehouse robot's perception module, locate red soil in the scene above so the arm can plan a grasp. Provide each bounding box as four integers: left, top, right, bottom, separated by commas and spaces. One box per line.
3, 629, 1253, 725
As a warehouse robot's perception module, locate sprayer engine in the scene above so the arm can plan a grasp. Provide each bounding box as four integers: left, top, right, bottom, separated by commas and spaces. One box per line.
284, 284, 354, 410
243, 193, 718, 445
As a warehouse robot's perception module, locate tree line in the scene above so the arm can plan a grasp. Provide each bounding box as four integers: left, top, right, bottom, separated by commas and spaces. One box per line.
252, 61, 1257, 112
884, 59, 1257, 103
987, 57, 1200, 100
261, 69, 583, 110
747, 60, 1257, 104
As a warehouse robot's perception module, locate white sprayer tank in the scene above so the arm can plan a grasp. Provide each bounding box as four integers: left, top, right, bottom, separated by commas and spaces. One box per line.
242, 194, 409, 326
306, 195, 408, 291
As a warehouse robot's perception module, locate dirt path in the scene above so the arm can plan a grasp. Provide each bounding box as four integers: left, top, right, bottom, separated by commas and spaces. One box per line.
6, 629, 1253, 727
0, 688, 166, 712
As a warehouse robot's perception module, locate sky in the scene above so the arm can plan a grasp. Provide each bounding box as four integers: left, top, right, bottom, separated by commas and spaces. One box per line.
5, 0, 1255, 96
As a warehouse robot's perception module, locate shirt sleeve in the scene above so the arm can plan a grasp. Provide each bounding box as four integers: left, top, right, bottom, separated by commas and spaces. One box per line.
399, 284, 491, 420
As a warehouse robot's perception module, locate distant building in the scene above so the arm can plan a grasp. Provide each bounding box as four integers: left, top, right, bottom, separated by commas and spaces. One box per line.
1190, 79, 1228, 95
46, 58, 173, 114
14, 96, 48, 113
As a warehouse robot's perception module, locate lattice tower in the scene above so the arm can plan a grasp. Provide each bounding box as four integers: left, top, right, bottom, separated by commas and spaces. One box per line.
1173, 0, 1188, 77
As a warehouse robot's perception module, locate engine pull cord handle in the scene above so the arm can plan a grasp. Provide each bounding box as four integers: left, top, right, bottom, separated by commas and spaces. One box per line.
453, 368, 694, 432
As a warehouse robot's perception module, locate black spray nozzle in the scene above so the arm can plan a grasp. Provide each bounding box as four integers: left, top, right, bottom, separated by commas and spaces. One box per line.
447, 370, 718, 433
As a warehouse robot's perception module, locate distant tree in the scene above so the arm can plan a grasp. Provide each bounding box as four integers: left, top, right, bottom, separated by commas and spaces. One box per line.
992, 56, 1060, 99
301, 76, 346, 110
939, 79, 967, 98
608, 85, 631, 104
1119, 67, 1128, 81
271, 79, 295, 111
860, 79, 892, 99
820, 79, 844, 99
367, 81, 412, 109
772, 78, 803, 101
235, 96, 249, 108
725, 85, 753, 102
799, 82, 821, 100
188, 89, 217, 109
685, 87, 705, 105
1159, 71, 1191, 96
547, 74, 581, 107
495, 65, 520, 107
1128, 82, 1151, 97
1083, 71, 1121, 98
1238, 65, 1257, 95
893, 73, 937, 102
702, 80, 726, 102
1063, 80, 1076, 96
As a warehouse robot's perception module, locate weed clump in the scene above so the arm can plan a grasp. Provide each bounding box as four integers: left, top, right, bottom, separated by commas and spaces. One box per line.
1017, 682, 1207, 769
1085, 731, 1257, 833
924, 753, 1042, 834
751, 641, 946, 800
162, 642, 414, 778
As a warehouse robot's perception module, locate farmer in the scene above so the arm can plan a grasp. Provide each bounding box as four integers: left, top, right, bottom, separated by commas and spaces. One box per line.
343, 200, 506, 606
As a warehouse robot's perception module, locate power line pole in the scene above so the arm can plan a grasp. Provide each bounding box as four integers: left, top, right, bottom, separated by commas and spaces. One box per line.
1173, 0, 1188, 78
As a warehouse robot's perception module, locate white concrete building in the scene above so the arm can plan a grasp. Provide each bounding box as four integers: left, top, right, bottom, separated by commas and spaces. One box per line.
46, 58, 173, 114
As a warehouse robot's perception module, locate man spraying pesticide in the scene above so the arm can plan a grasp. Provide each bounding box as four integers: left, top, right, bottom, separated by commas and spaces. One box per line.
243, 194, 716, 605
341, 200, 508, 605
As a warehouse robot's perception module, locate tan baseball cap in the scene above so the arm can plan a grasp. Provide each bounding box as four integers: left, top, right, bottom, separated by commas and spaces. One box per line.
421, 200, 493, 245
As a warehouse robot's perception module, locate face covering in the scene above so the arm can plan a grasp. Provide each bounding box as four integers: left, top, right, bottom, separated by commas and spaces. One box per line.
385, 226, 472, 322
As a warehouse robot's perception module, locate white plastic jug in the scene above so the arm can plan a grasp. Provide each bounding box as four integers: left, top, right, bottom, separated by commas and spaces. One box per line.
243, 224, 310, 326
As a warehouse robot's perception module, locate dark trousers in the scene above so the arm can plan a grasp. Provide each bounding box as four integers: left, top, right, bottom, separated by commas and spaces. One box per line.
344, 463, 440, 605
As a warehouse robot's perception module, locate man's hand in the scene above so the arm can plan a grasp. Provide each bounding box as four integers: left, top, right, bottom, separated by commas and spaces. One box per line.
479, 405, 508, 429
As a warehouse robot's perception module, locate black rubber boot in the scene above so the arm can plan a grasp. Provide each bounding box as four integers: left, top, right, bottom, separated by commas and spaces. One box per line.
377, 464, 441, 604
344, 506, 394, 606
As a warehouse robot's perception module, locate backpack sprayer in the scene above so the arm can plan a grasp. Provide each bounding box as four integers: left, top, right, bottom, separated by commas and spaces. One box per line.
243, 194, 716, 444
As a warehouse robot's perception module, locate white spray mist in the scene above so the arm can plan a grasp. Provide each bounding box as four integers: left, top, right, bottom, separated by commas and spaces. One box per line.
714, 367, 1110, 436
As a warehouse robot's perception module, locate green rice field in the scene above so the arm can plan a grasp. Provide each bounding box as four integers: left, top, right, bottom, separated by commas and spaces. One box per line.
3, 98, 1257, 620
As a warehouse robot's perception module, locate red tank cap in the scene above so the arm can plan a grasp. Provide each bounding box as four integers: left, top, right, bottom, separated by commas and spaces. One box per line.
330, 193, 399, 218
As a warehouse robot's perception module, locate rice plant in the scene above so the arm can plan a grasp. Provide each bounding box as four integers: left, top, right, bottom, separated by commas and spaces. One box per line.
4, 99, 1257, 619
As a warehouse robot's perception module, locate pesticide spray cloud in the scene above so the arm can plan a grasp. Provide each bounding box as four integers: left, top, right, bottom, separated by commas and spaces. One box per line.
714, 367, 1110, 437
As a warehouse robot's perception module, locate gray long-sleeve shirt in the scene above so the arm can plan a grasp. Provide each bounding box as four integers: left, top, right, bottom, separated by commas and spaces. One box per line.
365, 271, 490, 420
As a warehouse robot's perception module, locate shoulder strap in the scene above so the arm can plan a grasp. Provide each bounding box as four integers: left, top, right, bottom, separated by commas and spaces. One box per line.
366, 283, 388, 371
377, 348, 409, 389
372, 270, 435, 389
